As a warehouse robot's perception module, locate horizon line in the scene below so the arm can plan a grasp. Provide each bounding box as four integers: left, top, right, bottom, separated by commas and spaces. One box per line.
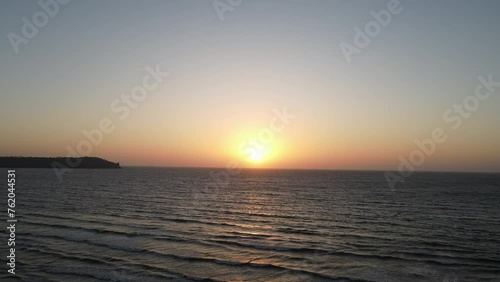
121, 165, 500, 174
2, 156, 499, 174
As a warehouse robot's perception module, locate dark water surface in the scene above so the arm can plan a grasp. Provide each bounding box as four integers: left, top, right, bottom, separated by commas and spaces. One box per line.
2, 168, 500, 281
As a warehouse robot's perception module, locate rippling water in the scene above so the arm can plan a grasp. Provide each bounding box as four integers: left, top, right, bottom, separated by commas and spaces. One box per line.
2, 168, 500, 281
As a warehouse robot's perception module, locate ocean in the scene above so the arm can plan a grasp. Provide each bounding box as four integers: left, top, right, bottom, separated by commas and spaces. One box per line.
2, 168, 500, 281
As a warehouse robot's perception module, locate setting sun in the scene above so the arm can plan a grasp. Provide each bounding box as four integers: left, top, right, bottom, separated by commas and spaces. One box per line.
249, 149, 265, 163
242, 142, 270, 164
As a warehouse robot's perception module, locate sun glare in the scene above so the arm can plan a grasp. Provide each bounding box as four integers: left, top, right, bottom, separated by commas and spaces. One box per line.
233, 130, 283, 166
240, 143, 271, 164
250, 150, 265, 162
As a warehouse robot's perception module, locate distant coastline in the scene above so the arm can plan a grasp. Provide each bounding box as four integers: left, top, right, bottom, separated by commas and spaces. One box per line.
0, 157, 121, 169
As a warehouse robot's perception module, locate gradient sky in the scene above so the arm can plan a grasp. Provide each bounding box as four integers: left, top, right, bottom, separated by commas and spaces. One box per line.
1, 0, 499, 171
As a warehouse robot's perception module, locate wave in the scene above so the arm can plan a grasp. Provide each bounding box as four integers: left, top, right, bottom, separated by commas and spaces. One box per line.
22, 223, 500, 272
25, 246, 215, 282
22, 233, 363, 281
20, 214, 500, 278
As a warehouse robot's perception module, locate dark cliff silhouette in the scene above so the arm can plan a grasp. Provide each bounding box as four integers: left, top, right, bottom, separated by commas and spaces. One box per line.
0, 157, 121, 169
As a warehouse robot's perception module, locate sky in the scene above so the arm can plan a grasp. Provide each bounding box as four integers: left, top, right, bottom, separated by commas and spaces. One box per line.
1, 0, 499, 172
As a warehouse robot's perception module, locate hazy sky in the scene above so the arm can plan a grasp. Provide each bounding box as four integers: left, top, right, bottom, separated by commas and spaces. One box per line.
1, 0, 499, 171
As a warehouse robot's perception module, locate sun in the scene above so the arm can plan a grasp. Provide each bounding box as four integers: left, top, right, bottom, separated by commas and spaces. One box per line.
240, 143, 270, 164
233, 131, 281, 165
250, 149, 265, 162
